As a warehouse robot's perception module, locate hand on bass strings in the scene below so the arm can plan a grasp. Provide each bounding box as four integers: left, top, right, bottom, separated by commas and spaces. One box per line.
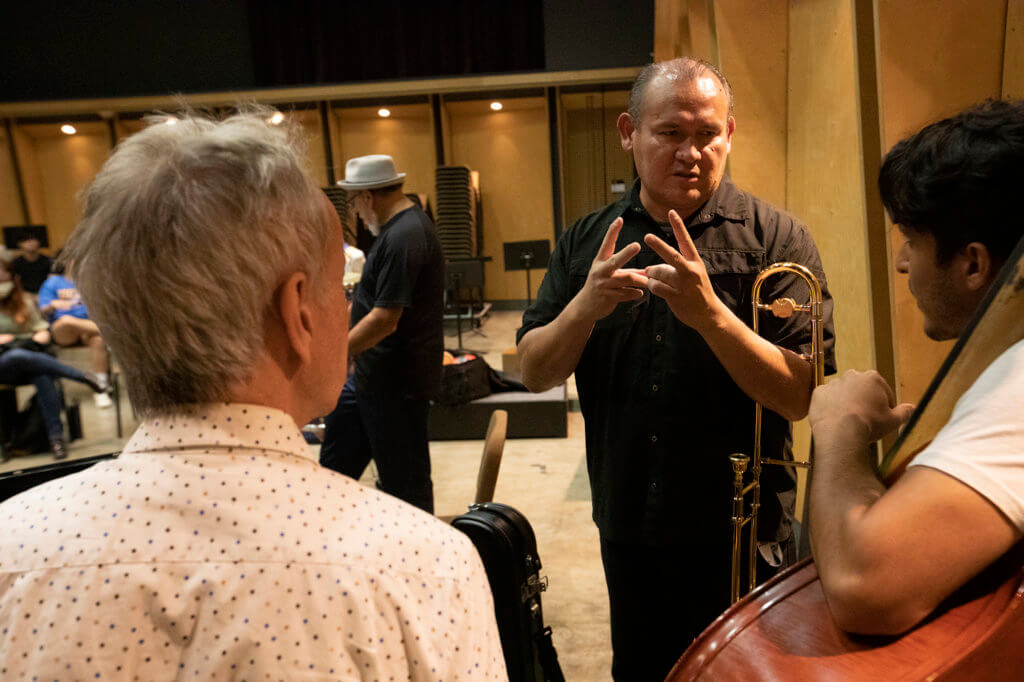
643, 209, 725, 332
574, 217, 648, 323
809, 369, 916, 446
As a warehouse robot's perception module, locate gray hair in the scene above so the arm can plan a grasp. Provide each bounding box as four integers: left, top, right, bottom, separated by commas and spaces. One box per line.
63, 107, 332, 417
628, 57, 734, 124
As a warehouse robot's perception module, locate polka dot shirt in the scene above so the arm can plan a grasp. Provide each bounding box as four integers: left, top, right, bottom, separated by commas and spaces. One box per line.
0, 403, 507, 681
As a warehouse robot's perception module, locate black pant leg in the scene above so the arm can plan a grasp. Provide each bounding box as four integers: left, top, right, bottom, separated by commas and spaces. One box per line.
600, 537, 733, 682
357, 393, 434, 514
319, 379, 373, 479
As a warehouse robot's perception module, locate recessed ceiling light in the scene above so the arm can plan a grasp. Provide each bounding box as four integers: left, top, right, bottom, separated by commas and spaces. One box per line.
268, 112, 285, 125
60, 124, 77, 135
378, 108, 391, 118
490, 101, 503, 111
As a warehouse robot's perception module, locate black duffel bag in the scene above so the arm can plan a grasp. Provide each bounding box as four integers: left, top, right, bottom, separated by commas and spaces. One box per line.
438, 350, 492, 406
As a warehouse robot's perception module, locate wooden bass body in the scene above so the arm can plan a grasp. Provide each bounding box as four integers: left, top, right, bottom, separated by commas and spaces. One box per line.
667, 549, 1024, 681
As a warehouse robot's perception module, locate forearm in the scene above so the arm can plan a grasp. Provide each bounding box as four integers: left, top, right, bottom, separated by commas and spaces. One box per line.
698, 302, 814, 420
808, 416, 903, 630
348, 308, 399, 357
809, 417, 886, 573
518, 296, 596, 392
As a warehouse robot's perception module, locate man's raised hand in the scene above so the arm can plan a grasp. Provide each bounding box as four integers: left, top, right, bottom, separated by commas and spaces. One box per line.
643, 209, 724, 331
809, 369, 916, 444
574, 218, 648, 323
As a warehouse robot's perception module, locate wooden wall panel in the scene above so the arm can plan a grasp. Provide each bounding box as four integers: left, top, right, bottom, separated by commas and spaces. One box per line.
0, 127, 26, 227
10, 125, 46, 226
654, 0, 721, 63
334, 104, 436, 210
562, 94, 606, 223
878, 0, 1008, 404
291, 110, 327, 187
115, 118, 146, 142
786, 0, 877, 508
561, 91, 633, 225
1004, 0, 1024, 97
788, 0, 874, 377
447, 98, 554, 302
20, 122, 110, 248
715, 0, 787, 209
601, 92, 634, 215
655, 0, 692, 61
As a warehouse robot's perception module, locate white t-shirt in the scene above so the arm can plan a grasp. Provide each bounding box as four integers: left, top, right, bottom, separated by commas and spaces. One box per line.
910, 338, 1024, 530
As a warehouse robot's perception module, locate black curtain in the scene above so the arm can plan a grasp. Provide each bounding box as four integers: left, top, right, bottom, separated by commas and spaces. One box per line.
246, 0, 545, 87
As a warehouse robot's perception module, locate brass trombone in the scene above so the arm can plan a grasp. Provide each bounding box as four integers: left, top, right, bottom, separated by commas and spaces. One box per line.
730, 262, 826, 603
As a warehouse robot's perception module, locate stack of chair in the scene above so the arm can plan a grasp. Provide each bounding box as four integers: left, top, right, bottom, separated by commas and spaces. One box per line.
435, 166, 479, 259
322, 186, 356, 245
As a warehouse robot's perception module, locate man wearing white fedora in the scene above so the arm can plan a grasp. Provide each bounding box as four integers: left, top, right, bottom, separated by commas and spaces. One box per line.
320, 154, 445, 513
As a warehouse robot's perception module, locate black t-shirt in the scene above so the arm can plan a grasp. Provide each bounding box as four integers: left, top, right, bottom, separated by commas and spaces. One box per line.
351, 205, 444, 400
517, 178, 837, 545
10, 255, 52, 293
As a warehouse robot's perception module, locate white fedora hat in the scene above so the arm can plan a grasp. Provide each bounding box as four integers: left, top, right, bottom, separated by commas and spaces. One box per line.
336, 154, 406, 190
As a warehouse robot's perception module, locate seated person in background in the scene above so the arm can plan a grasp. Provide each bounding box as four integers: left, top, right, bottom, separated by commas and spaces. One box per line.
809, 99, 1024, 635
37, 259, 112, 407
0, 108, 505, 680
0, 260, 105, 460
9, 232, 52, 296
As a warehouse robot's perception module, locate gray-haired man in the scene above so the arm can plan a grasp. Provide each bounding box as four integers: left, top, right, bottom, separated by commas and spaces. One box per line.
0, 111, 505, 680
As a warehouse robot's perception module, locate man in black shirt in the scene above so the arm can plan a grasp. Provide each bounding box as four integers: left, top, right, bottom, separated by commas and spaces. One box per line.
320, 155, 444, 513
517, 57, 836, 679
10, 234, 52, 295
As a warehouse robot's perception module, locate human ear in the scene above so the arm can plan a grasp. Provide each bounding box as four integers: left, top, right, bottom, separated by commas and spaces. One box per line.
277, 271, 314, 365
617, 113, 636, 151
960, 242, 994, 292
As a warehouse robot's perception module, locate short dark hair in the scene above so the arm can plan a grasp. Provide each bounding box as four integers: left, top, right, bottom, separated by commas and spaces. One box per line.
879, 99, 1024, 265
628, 57, 734, 125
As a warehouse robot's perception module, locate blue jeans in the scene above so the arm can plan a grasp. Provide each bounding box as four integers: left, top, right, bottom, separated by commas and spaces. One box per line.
0, 348, 88, 441
320, 378, 434, 513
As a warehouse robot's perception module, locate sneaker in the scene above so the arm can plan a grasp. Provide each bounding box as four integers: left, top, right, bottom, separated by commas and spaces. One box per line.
94, 392, 113, 409
51, 439, 68, 461
82, 372, 109, 393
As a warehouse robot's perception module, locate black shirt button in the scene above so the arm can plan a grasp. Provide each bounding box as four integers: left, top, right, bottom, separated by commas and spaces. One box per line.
650, 435, 658, 443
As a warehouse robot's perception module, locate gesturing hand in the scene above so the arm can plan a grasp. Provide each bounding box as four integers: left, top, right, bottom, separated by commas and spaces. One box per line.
643, 210, 724, 331
809, 369, 916, 443
575, 217, 648, 323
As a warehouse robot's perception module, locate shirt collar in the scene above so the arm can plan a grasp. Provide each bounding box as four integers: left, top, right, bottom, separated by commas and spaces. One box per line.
122, 403, 314, 463
623, 176, 748, 227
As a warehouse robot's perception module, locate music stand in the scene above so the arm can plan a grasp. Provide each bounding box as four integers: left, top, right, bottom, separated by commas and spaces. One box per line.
503, 239, 551, 306
445, 258, 486, 349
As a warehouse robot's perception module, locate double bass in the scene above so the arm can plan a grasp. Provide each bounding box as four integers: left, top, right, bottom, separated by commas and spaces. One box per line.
668, 236, 1024, 681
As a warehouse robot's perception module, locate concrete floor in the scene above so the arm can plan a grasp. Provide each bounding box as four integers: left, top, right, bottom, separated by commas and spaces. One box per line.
0, 311, 614, 681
